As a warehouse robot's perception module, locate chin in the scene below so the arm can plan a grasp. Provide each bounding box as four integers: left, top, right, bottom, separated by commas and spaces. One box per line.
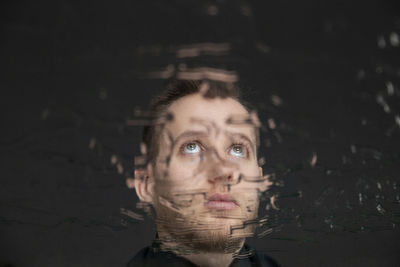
156, 204, 257, 254
173, 223, 245, 253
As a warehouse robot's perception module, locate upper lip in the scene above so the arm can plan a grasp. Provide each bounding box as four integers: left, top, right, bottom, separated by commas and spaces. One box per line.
208, 193, 238, 204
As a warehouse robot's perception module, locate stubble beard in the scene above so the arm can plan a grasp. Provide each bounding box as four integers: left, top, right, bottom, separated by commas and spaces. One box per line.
154, 193, 259, 254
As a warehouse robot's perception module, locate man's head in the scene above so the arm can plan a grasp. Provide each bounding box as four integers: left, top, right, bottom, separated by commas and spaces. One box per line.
134, 79, 271, 253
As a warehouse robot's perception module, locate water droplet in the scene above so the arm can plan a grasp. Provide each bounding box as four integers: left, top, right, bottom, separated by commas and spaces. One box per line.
389, 32, 399, 47
376, 94, 391, 113
394, 115, 400, 127
377, 35, 386, 48
88, 137, 96, 150
298, 190, 303, 198
270, 95, 282, 106
377, 182, 382, 190
240, 5, 252, 16
376, 203, 385, 215
117, 163, 124, 174
126, 178, 135, 189
310, 152, 317, 167
267, 118, 276, 129
361, 118, 367, 125
207, 4, 218, 16
111, 155, 118, 165
386, 81, 395, 95
357, 69, 366, 80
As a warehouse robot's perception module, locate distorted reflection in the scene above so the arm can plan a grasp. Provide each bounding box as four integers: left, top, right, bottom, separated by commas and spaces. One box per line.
129, 80, 280, 266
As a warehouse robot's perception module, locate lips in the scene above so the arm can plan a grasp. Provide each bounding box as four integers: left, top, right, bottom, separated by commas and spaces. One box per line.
206, 193, 239, 210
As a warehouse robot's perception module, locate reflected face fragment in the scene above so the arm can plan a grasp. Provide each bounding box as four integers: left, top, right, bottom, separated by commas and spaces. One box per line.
150, 93, 270, 251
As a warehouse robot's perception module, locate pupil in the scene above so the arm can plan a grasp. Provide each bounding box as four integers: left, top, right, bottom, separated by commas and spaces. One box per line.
234, 146, 242, 153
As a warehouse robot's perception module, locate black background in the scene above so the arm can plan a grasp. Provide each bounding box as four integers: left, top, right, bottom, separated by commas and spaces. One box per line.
1, 0, 400, 266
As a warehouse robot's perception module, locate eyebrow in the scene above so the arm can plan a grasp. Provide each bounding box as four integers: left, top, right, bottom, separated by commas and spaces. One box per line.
173, 130, 209, 145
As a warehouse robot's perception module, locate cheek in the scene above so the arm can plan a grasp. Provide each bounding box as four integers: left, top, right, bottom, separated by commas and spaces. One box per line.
168, 163, 193, 181
162, 156, 202, 187
155, 159, 205, 201
238, 162, 260, 178
167, 153, 203, 178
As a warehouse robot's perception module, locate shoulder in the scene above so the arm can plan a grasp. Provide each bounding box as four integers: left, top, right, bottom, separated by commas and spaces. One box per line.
253, 252, 280, 267
240, 244, 281, 267
126, 246, 151, 267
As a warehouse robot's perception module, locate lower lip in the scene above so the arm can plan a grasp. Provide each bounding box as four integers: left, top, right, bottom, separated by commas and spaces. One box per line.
206, 201, 238, 210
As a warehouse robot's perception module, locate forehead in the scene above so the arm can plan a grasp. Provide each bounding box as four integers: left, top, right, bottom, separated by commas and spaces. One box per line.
164, 93, 255, 140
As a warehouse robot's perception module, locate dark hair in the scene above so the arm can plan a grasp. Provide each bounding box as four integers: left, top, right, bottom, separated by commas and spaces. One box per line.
142, 79, 252, 163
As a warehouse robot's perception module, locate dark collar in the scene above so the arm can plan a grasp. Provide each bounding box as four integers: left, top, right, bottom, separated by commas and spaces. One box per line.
127, 240, 280, 267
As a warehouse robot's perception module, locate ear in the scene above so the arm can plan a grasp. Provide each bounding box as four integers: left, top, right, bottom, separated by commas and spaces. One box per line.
134, 164, 155, 204
258, 166, 273, 193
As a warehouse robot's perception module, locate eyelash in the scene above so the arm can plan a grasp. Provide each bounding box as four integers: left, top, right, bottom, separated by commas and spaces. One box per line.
179, 141, 250, 158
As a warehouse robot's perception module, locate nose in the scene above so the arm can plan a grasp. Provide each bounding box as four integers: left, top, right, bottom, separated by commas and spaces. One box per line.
208, 170, 234, 184
207, 161, 240, 186
201, 146, 240, 185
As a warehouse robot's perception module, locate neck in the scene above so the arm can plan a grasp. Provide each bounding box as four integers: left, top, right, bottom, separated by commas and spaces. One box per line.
156, 227, 245, 267
180, 248, 243, 267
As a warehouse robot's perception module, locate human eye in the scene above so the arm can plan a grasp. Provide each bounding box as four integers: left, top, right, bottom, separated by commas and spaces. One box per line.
181, 141, 202, 154
229, 143, 247, 158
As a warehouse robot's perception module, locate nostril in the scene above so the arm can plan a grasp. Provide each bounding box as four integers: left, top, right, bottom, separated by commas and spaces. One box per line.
208, 173, 234, 184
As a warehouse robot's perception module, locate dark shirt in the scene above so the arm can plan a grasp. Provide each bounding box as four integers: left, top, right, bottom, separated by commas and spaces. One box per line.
127, 242, 280, 267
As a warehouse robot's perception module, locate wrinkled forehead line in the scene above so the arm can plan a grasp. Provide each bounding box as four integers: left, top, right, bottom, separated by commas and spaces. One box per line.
167, 93, 250, 126
168, 92, 248, 112
161, 93, 258, 142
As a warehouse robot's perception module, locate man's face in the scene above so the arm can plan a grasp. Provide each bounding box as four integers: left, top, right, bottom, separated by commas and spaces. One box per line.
141, 93, 271, 252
